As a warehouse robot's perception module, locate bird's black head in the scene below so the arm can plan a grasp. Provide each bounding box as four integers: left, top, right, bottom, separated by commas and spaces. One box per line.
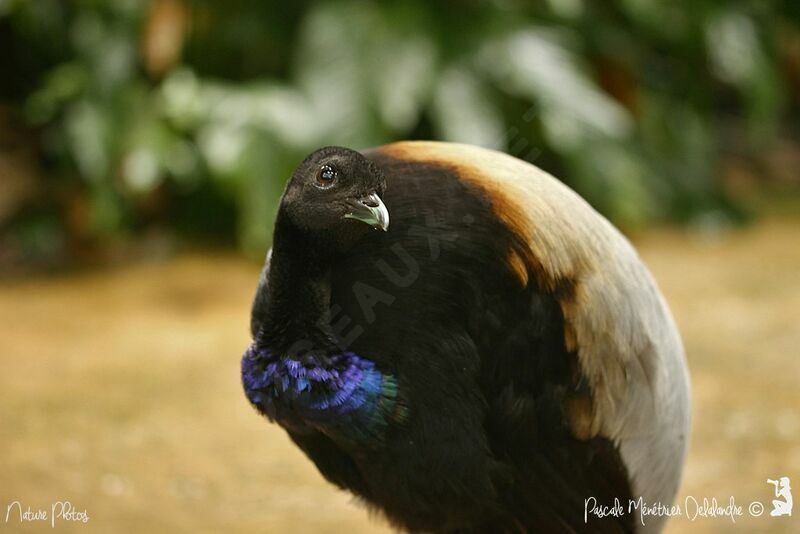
278, 146, 389, 253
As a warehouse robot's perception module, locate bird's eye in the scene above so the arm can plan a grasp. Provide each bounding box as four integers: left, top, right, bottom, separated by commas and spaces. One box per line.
315, 165, 337, 188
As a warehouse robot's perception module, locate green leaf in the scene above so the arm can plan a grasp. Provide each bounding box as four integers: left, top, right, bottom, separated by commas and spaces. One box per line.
431, 66, 505, 148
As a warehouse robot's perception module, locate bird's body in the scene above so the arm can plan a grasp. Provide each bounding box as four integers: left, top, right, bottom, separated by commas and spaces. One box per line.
243, 141, 691, 533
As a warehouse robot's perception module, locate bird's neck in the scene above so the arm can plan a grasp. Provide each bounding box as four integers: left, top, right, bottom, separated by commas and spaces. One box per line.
243, 215, 406, 445
258, 216, 337, 354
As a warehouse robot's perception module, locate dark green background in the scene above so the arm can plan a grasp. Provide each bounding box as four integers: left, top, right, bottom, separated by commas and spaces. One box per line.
1, 0, 798, 266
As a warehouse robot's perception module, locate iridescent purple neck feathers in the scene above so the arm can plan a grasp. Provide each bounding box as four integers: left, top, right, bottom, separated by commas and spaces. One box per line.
242, 345, 406, 445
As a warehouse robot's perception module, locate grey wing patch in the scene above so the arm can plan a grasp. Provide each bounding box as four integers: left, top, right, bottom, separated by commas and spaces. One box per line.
560, 242, 691, 534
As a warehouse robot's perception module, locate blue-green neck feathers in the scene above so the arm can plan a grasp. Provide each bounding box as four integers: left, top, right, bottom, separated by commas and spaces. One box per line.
242, 345, 406, 446
245, 216, 405, 446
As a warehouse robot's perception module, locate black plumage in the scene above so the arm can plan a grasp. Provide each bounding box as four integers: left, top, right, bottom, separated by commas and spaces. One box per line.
243, 142, 690, 533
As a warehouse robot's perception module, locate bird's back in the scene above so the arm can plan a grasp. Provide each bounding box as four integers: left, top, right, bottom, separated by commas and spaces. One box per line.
319, 141, 689, 533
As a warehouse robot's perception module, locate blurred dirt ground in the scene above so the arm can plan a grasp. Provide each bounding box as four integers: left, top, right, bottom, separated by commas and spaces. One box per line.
1, 216, 799, 533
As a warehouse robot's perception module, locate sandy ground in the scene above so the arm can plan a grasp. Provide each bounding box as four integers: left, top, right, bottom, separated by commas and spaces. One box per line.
1, 217, 799, 533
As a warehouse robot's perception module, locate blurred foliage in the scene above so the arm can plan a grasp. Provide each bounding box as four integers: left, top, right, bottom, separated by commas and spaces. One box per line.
0, 0, 798, 261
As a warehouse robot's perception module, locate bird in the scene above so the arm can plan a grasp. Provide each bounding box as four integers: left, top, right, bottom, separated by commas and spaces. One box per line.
242, 141, 691, 533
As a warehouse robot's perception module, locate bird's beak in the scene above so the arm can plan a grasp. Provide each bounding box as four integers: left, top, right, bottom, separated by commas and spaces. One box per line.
344, 192, 389, 232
